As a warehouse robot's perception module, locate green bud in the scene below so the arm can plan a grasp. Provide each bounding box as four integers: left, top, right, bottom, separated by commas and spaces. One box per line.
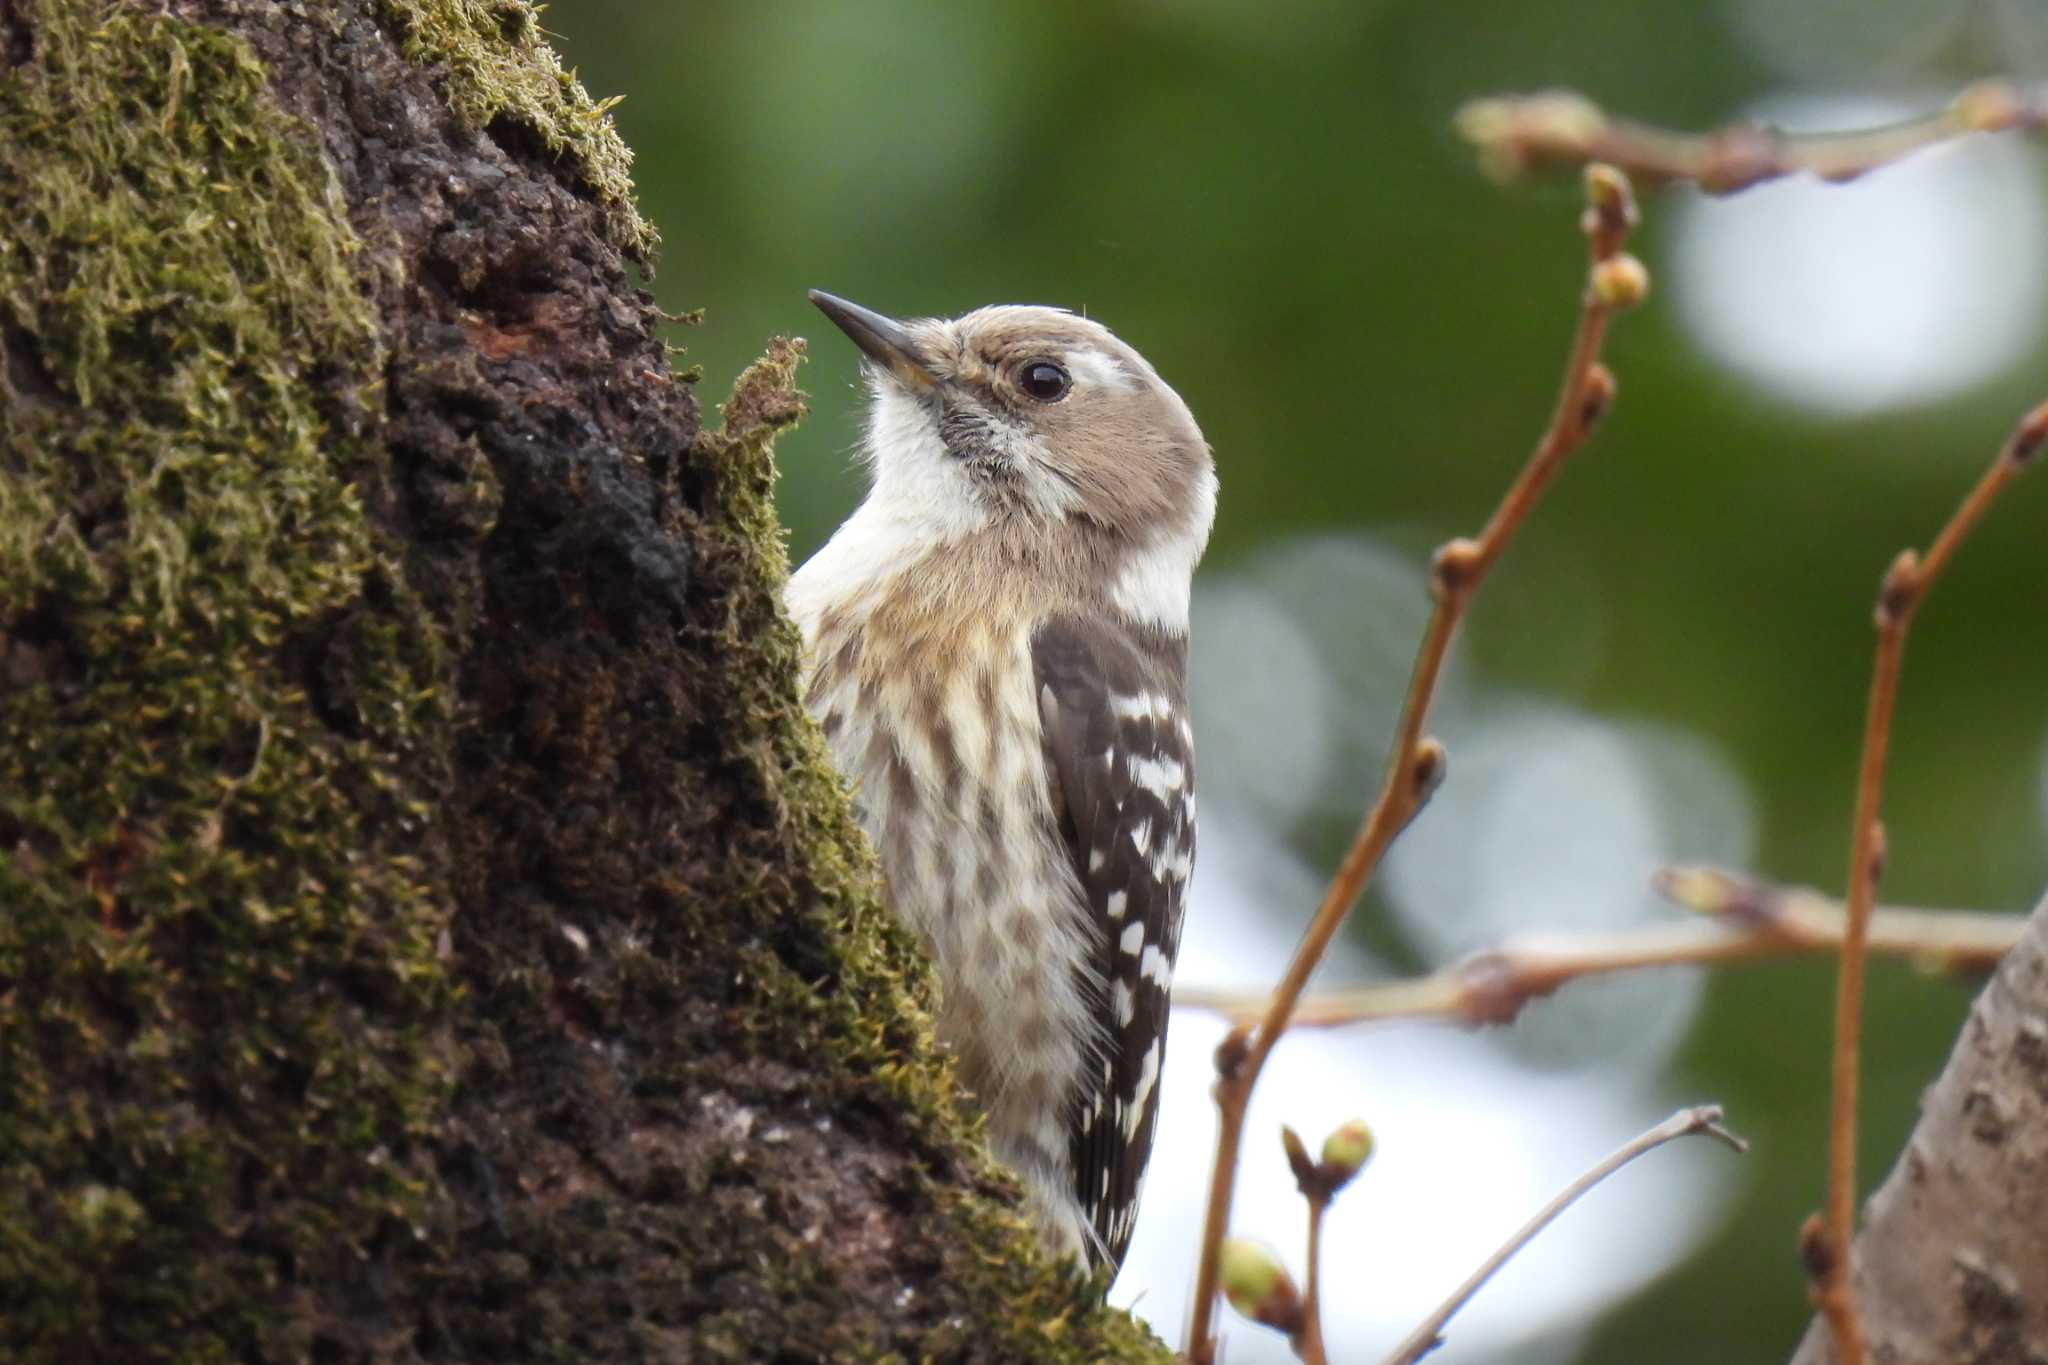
1280, 1124, 1316, 1186
1590, 254, 1651, 310
1953, 81, 2022, 133
1583, 163, 1631, 216
1220, 1238, 1303, 1334
1321, 1117, 1376, 1181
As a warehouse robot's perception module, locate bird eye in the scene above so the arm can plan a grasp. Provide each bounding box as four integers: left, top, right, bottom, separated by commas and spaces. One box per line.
1017, 359, 1071, 402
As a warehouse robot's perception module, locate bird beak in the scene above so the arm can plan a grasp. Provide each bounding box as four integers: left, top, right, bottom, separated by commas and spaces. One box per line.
808, 290, 936, 390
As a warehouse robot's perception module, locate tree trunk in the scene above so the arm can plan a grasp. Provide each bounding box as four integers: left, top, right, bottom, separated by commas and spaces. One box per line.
1791, 896, 2048, 1365
0, 1, 1170, 1360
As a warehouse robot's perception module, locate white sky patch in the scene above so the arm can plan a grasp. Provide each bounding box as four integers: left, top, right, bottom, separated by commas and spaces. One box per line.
1668, 92, 2048, 418
1188, 580, 1336, 828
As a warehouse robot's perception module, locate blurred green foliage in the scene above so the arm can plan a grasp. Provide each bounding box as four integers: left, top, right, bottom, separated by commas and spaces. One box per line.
547, 3, 2047, 1360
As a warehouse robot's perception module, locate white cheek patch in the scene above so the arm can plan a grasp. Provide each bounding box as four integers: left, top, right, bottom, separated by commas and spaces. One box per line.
1111, 540, 1195, 632
1110, 464, 1216, 632
1066, 347, 1137, 393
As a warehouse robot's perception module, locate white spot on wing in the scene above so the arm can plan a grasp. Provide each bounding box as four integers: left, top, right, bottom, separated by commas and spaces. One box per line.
1119, 921, 1145, 955
1128, 753, 1185, 797
1110, 692, 1161, 721
1124, 1039, 1162, 1138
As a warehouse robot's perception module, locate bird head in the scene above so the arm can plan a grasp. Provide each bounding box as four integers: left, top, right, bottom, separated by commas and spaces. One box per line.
807, 290, 1216, 630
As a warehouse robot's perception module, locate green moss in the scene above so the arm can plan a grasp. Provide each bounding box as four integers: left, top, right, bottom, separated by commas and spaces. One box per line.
376, 0, 654, 257
0, 3, 453, 1359
692, 337, 943, 1079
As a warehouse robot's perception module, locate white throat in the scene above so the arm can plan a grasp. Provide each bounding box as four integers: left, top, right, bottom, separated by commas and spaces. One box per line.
786, 383, 985, 636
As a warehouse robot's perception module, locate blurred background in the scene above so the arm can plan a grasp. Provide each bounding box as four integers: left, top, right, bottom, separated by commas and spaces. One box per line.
544, 3, 2048, 1360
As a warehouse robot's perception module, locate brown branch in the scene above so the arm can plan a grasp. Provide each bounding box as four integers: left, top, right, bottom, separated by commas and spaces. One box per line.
1182, 165, 1643, 1363
1173, 867, 2026, 1029
1275, 1126, 1333, 1365
1454, 83, 2048, 194
1299, 1190, 1329, 1365
1279, 1121, 1372, 1365
1807, 401, 2048, 1365
1380, 1106, 1749, 1365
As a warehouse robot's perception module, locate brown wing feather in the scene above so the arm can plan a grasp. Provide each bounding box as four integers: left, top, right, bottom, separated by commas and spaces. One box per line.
1034, 616, 1194, 1272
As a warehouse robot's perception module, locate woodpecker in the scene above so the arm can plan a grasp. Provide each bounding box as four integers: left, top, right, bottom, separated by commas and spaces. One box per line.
788, 291, 1214, 1276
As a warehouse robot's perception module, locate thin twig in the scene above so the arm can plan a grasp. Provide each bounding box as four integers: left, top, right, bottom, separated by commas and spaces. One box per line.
1454, 83, 2048, 193
1807, 400, 2048, 1363
1278, 1123, 1345, 1365
1380, 1105, 1748, 1365
1173, 868, 2025, 1029
1299, 1192, 1329, 1365
1183, 166, 1643, 1363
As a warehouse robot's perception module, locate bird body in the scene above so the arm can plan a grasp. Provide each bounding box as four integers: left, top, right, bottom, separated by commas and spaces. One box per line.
787, 294, 1213, 1274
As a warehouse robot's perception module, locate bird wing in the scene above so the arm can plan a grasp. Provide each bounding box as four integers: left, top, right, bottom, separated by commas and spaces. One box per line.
1033, 616, 1195, 1273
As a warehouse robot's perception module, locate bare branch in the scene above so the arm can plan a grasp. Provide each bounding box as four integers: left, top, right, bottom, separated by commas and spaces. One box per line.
1299, 1190, 1330, 1365
1380, 1106, 1749, 1365
1280, 1119, 1375, 1364
1454, 83, 2048, 193
1174, 868, 2026, 1029
1808, 400, 2048, 1363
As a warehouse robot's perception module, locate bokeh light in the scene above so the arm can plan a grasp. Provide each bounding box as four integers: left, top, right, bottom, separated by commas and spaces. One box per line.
1668, 94, 2048, 416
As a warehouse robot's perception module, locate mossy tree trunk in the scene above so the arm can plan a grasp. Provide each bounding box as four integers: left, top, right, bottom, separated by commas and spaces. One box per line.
0, 2, 1168, 1360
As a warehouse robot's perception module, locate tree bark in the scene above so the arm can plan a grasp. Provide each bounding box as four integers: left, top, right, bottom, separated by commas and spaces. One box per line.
1791, 896, 2048, 1365
0, 2, 1170, 1360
